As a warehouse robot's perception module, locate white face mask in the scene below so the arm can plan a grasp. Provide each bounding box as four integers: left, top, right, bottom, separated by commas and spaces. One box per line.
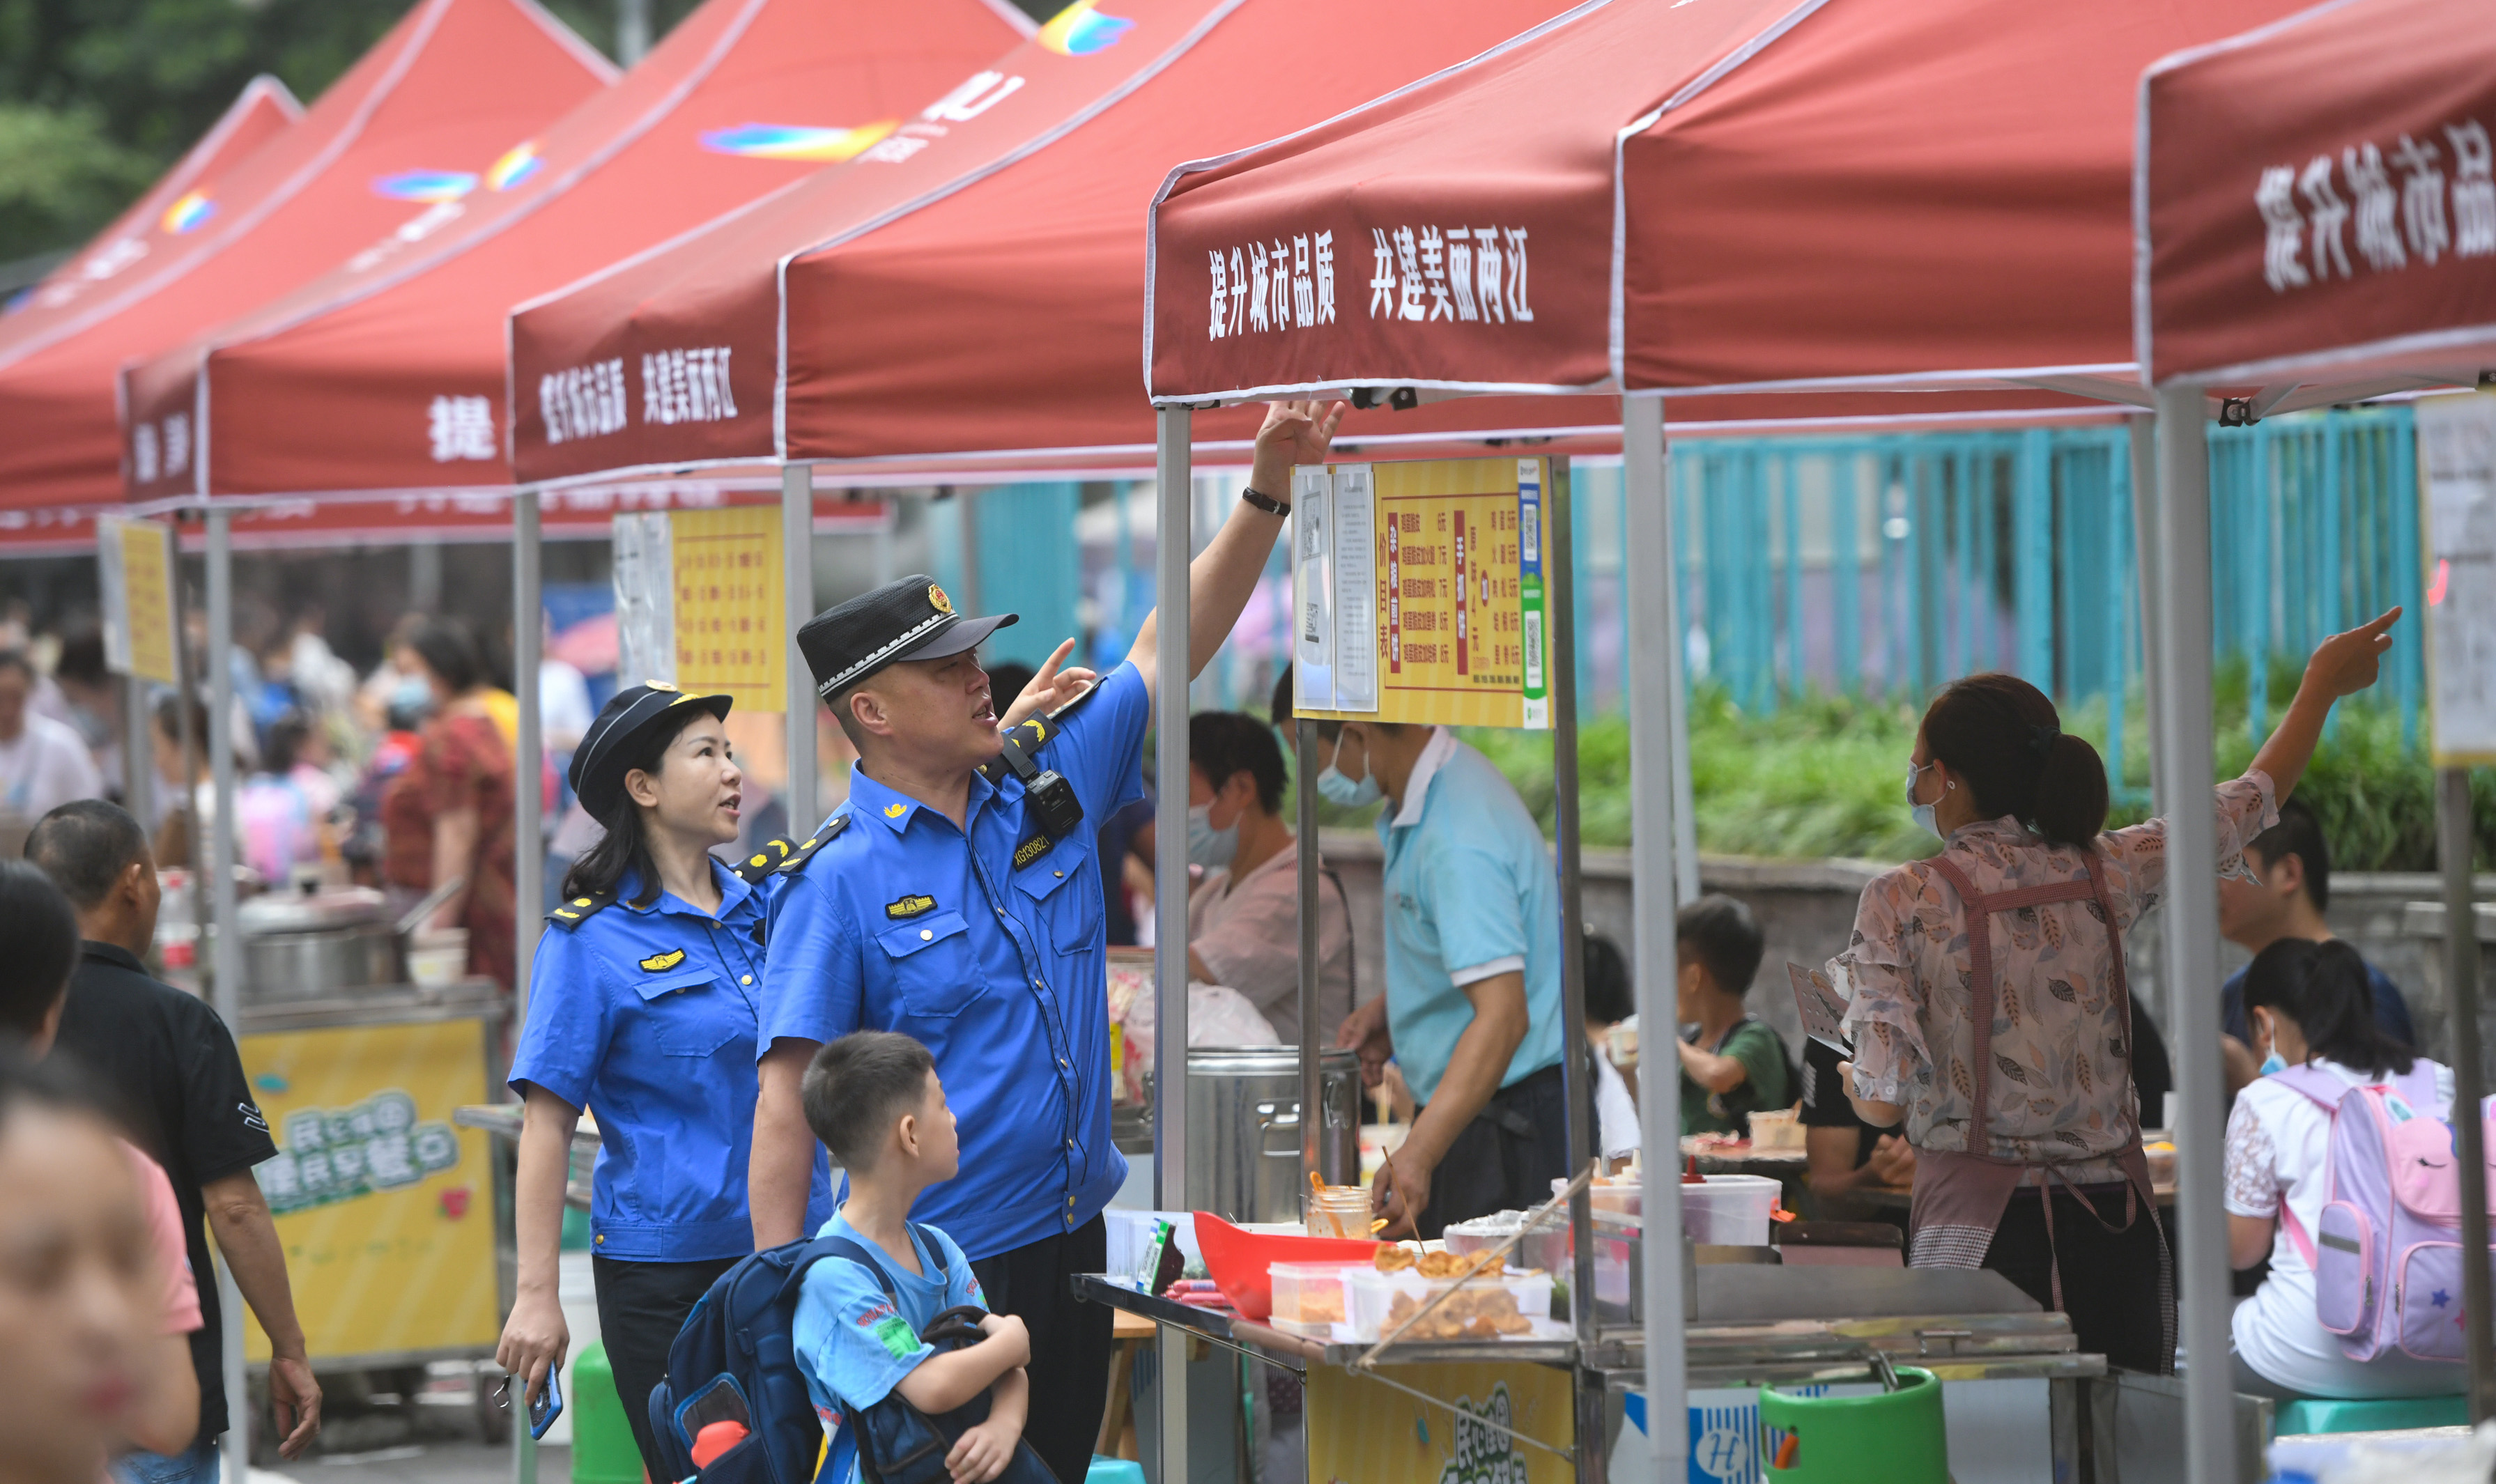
1905, 761, 1943, 838
1185, 802, 1238, 869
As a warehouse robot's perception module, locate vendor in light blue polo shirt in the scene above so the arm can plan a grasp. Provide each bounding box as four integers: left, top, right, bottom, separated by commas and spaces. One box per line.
748, 399, 1347, 1484
1322, 720, 1566, 1240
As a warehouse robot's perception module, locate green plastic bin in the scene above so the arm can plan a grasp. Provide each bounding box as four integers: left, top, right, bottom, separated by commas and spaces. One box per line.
1759, 1366, 1948, 1484
571, 1340, 646, 1484
2274, 1394, 2471, 1436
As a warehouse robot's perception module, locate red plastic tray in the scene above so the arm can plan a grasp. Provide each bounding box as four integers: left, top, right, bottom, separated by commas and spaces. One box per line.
1192, 1213, 1380, 1321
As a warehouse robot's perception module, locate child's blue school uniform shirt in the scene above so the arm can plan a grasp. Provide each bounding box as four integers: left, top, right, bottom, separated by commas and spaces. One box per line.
793, 1212, 985, 1484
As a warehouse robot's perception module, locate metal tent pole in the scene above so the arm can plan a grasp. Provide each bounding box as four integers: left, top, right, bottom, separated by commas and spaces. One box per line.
123, 674, 154, 824
784, 463, 818, 832
2129, 415, 2168, 814
2440, 766, 2494, 1418
1547, 458, 1603, 1484
1152, 406, 1192, 1484
206, 508, 252, 1483
514, 490, 543, 993
510, 488, 543, 1484
2152, 386, 2233, 1484
1624, 398, 1689, 1475
1297, 717, 1320, 1184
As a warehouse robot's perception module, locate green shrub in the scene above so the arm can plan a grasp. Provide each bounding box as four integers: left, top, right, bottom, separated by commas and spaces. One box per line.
1431, 671, 2493, 871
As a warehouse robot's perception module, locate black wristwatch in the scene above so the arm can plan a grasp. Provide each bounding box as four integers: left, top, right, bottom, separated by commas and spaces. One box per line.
1240, 486, 1291, 517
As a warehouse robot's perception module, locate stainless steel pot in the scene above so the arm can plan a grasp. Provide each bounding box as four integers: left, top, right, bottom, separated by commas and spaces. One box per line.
238, 887, 404, 1000
1185, 1046, 1361, 1224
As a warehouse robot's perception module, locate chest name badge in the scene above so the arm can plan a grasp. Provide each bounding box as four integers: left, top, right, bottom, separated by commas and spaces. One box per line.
1013, 830, 1055, 869
886, 895, 938, 920
639, 949, 687, 973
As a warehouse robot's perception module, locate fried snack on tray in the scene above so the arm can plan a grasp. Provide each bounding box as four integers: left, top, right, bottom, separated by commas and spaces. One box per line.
1371, 1246, 1507, 1278
1373, 1245, 1416, 1273
1382, 1283, 1534, 1340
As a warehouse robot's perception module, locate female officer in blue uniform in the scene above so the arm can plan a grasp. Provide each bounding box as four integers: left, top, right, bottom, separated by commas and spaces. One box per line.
494, 682, 828, 1472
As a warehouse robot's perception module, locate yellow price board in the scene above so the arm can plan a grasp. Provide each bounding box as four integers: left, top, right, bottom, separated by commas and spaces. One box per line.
672, 504, 785, 711
1293, 457, 1552, 729
235, 1017, 498, 1361
96, 516, 180, 684
1307, 1362, 1575, 1484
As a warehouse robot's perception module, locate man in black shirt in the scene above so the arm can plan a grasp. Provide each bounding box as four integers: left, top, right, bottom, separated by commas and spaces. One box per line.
29, 801, 323, 1471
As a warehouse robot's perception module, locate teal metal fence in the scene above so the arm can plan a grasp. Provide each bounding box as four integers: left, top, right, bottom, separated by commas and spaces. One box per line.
1566, 406, 2426, 784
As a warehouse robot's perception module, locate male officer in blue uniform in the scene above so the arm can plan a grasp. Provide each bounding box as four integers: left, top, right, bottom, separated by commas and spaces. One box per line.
752, 399, 1346, 1483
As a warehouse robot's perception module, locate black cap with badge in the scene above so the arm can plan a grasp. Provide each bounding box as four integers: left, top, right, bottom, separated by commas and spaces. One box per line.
797, 574, 1017, 700
569, 681, 733, 821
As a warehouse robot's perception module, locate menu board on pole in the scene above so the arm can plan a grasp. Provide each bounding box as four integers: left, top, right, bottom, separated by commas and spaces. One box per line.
95, 516, 180, 684
2416, 393, 2496, 766
1293, 456, 1551, 730
670, 506, 785, 712
612, 507, 787, 711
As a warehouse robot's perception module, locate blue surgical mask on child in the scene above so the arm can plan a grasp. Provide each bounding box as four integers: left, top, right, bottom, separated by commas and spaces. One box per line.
1316, 759, 1382, 809
2258, 1049, 2288, 1076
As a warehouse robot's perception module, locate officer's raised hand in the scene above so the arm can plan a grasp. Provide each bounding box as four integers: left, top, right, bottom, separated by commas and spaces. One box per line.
1000, 637, 1095, 732
1127, 398, 1349, 717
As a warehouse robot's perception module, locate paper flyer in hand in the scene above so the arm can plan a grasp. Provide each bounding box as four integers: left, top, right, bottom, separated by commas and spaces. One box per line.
1787, 963, 1851, 1055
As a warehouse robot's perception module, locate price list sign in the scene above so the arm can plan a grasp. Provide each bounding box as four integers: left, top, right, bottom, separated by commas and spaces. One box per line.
95, 516, 179, 685
1295, 456, 1552, 730
670, 505, 785, 711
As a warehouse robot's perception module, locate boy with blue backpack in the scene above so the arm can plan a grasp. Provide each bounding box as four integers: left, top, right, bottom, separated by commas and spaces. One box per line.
795, 1032, 1035, 1483
643, 1032, 1040, 1483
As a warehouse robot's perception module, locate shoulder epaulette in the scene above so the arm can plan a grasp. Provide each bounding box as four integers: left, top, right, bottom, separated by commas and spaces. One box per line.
734, 837, 802, 883
773, 814, 850, 876
546, 886, 618, 930
976, 682, 1101, 786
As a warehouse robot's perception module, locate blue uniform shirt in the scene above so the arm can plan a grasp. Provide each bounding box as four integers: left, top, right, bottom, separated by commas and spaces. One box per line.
793, 1214, 985, 1484
762, 662, 1148, 1259
510, 859, 831, 1260
1378, 728, 1565, 1104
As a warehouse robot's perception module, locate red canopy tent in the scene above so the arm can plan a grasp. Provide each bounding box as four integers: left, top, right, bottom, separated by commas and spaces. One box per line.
120, 0, 1029, 504
2137, 0, 2496, 1438
6, 77, 301, 320
0, 0, 615, 512
504, 0, 1711, 489
2137, 0, 2495, 390
1132, 1, 2386, 1479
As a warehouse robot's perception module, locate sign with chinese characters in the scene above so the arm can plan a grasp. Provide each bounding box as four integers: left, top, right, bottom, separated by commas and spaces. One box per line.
671, 504, 785, 711
238, 1017, 497, 1361
611, 506, 786, 709
2417, 391, 2496, 764
1305, 1366, 1571, 1484
1294, 456, 1551, 729
95, 516, 178, 684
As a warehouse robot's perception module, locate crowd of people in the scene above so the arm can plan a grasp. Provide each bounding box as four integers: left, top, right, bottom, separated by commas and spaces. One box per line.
0, 388, 2460, 1483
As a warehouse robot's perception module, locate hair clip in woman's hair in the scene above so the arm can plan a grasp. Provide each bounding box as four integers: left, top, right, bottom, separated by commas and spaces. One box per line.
2029, 723, 2062, 759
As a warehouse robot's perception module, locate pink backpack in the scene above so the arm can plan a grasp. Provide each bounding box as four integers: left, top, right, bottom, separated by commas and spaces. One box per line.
2271, 1063, 2496, 1362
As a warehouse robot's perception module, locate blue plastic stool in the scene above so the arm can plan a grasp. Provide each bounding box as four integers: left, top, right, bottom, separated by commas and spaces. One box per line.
1086, 1457, 1147, 1484
2274, 1395, 2471, 1436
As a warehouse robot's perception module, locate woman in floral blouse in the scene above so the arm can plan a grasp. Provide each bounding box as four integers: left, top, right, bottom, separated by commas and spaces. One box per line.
380, 619, 518, 991
1828, 608, 2400, 1373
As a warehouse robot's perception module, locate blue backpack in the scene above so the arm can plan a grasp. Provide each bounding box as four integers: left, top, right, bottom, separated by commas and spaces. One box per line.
645, 1227, 949, 1484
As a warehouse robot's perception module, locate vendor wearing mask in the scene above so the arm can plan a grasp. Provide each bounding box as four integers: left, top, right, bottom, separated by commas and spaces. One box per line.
1323, 720, 1566, 1239
1831, 611, 2401, 1374
1182, 708, 1355, 1046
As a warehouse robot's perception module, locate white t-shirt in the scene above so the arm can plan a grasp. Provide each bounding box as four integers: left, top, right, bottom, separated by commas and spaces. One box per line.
1594, 1049, 1641, 1161
0, 711, 103, 819
2225, 1057, 2467, 1398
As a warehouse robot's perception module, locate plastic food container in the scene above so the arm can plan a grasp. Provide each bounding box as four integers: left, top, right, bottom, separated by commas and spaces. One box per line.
1552, 1177, 1642, 1216
1266, 1261, 1368, 1335
1341, 1265, 1553, 1343
1749, 1107, 1805, 1151
1193, 1213, 1379, 1320
1680, 1174, 1782, 1245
